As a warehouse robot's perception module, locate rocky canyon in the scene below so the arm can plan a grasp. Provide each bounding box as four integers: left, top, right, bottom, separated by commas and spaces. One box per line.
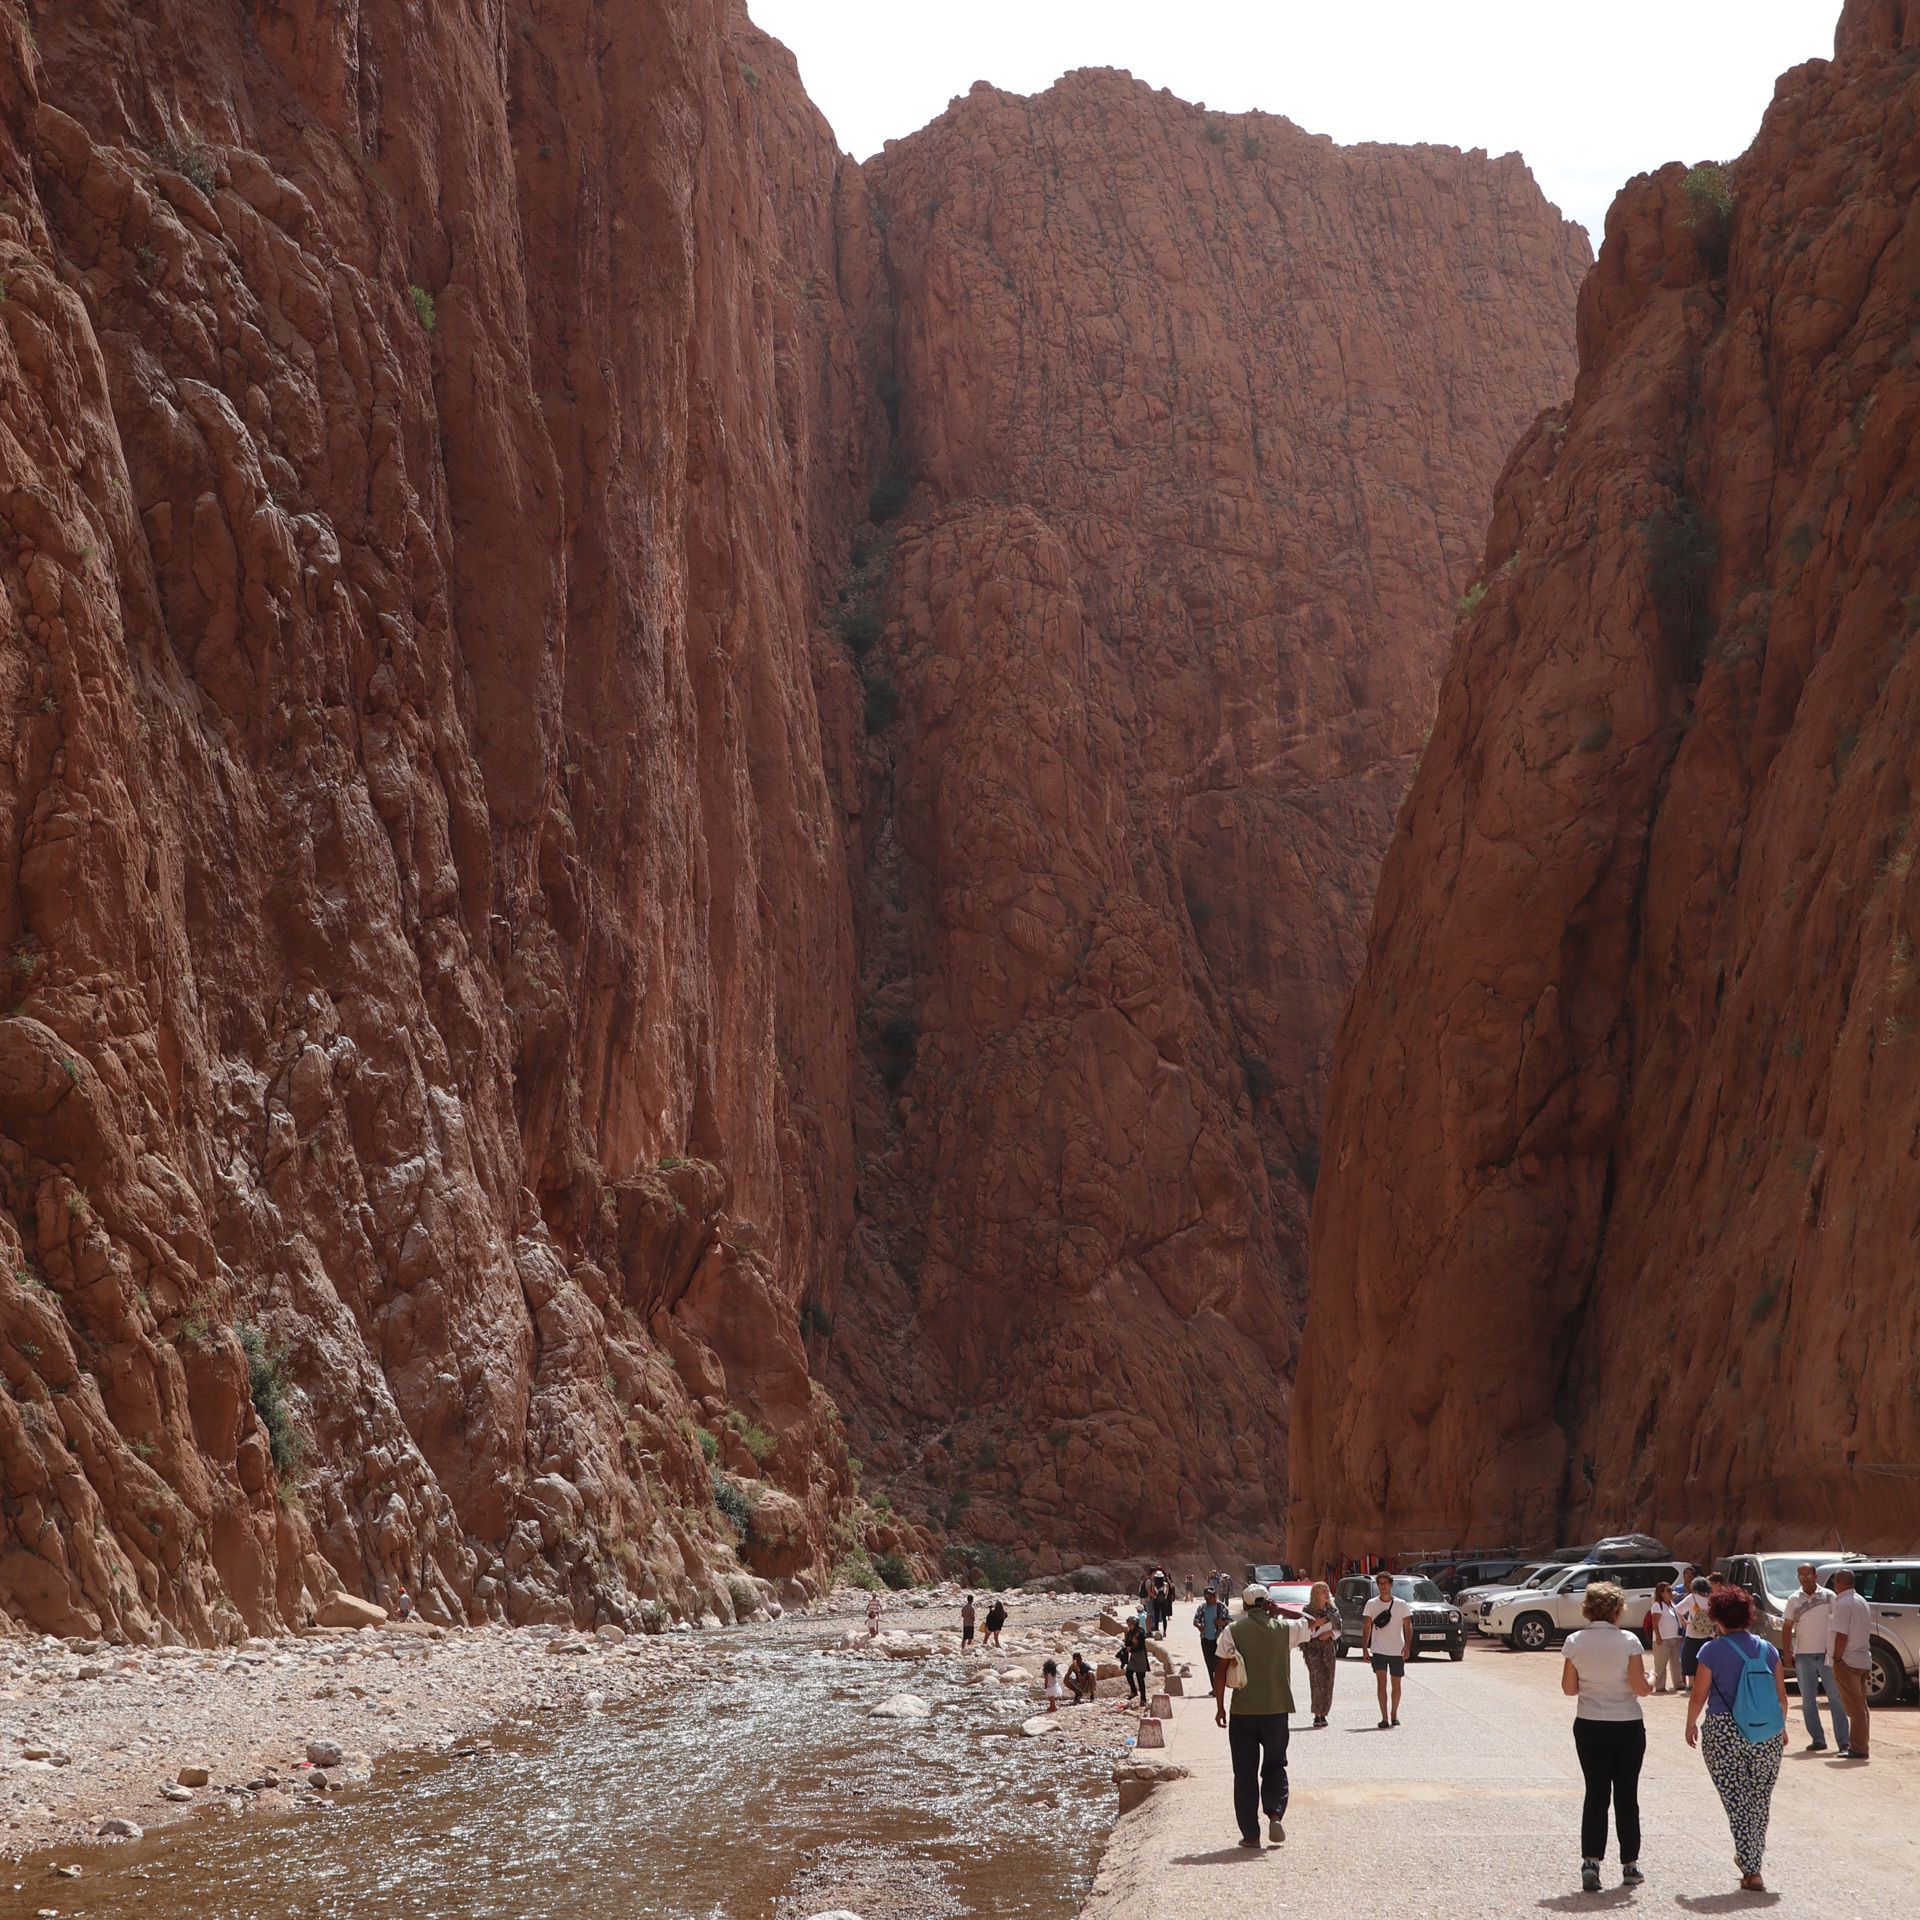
0, 0, 1589, 1640
1294, 0, 1920, 1568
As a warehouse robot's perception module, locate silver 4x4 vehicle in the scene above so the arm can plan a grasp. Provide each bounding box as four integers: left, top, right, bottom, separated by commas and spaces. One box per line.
1817, 1559, 1920, 1708
1482, 1559, 1683, 1652
1715, 1551, 1854, 1657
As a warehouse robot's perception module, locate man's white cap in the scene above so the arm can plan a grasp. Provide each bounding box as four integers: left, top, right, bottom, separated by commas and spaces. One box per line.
1241, 1583, 1270, 1607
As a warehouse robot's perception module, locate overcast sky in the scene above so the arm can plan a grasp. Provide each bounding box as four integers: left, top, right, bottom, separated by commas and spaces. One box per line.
750, 0, 1840, 244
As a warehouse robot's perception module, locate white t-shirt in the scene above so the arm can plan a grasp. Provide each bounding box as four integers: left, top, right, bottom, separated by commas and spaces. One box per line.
1564, 1624, 1646, 1721
1784, 1586, 1834, 1659
1366, 1596, 1413, 1656
1647, 1602, 1681, 1644
1830, 1589, 1873, 1668
1678, 1594, 1714, 1638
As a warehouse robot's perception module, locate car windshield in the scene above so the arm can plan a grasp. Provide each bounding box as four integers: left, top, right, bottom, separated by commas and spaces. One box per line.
1267, 1584, 1315, 1605
1520, 1565, 1559, 1588
1406, 1580, 1446, 1604
1758, 1555, 1819, 1597
1251, 1565, 1289, 1583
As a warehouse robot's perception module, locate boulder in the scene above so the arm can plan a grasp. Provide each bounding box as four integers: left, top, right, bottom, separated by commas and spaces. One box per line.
304, 1739, 346, 1769
314, 1592, 388, 1631
870, 1693, 932, 1720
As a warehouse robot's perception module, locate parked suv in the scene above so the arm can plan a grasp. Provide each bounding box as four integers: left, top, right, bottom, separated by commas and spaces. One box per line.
1817, 1559, 1920, 1707
1334, 1575, 1466, 1660
1424, 1557, 1529, 1600
1462, 1562, 1561, 1631
1482, 1559, 1682, 1652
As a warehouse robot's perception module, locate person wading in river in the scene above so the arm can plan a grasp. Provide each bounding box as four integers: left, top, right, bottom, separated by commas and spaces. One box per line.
1213, 1584, 1312, 1848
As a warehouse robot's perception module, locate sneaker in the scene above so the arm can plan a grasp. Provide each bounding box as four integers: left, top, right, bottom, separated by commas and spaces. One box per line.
1805, 1740, 1828, 1751
1268, 1814, 1286, 1843
1622, 1863, 1644, 1886
1237, 1835, 1262, 1850
1836, 1746, 1851, 1757
1582, 1860, 1601, 1893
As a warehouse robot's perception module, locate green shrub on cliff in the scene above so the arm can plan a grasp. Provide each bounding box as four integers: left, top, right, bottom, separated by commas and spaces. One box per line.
1682, 164, 1735, 273
874, 1550, 913, 1590
712, 1473, 752, 1541
409, 283, 438, 333
236, 1322, 302, 1472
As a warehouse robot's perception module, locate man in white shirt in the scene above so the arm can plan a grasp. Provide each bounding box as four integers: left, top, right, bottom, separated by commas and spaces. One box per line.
1781, 1563, 1846, 1752
1828, 1570, 1873, 1761
1362, 1571, 1414, 1729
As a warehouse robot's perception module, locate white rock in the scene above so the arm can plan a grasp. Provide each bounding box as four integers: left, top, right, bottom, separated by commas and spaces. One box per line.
98, 1817, 144, 1839
804, 1912, 865, 1920
160, 1784, 194, 1802
869, 1693, 931, 1720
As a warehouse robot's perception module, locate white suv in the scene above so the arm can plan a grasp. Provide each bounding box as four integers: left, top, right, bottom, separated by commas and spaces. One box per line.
1483, 1560, 1683, 1652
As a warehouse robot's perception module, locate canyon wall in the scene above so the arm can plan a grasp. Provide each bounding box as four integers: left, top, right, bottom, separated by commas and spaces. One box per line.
1, 0, 1589, 1637
0, 0, 880, 1638
1294, 0, 1920, 1567
823, 76, 1588, 1564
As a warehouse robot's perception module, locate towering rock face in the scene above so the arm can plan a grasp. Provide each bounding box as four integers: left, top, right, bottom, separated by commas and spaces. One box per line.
2, 0, 1590, 1637
1294, 0, 1920, 1567
824, 75, 1588, 1563
0, 0, 878, 1637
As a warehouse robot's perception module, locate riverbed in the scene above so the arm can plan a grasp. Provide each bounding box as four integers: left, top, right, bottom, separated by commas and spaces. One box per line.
2, 1621, 1121, 1919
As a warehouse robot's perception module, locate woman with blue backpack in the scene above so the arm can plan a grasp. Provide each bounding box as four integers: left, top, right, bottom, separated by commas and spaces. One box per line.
1686, 1585, 1790, 1894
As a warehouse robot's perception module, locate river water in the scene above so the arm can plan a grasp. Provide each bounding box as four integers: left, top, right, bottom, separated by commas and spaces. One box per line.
3, 1631, 1115, 1920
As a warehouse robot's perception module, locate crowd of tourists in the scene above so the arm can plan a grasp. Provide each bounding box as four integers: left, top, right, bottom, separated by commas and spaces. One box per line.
1204, 1559, 1874, 1897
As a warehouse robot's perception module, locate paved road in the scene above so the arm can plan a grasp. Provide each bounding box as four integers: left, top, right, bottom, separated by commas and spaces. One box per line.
1083, 1611, 1918, 1916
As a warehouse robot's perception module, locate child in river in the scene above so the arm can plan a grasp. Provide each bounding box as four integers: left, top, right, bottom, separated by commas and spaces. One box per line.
867, 1590, 881, 1638
1042, 1658, 1064, 1710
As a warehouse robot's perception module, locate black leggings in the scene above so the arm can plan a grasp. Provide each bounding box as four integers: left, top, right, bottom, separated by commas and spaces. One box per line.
1573, 1717, 1645, 1863
1126, 1667, 1148, 1701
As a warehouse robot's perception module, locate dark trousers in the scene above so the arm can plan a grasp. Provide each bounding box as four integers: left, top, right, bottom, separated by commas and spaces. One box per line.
1227, 1712, 1290, 1840
1681, 1635, 1709, 1680
1126, 1667, 1148, 1701
1572, 1717, 1645, 1863
1200, 1640, 1219, 1685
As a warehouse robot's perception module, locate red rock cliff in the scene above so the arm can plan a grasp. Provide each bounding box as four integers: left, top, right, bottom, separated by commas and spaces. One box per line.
821, 74, 1587, 1566
1293, 0, 1920, 1568
0, 0, 878, 1637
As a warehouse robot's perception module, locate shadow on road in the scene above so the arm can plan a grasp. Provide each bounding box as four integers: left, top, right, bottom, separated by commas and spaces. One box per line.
1672, 1895, 1782, 1912
1169, 1848, 1271, 1866
1535, 1893, 1633, 1911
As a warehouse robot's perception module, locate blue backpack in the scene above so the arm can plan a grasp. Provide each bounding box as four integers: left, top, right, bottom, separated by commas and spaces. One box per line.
1731, 1637, 1785, 1743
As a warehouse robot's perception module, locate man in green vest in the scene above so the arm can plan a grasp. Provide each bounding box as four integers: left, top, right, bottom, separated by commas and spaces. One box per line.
1212, 1583, 1312, 1846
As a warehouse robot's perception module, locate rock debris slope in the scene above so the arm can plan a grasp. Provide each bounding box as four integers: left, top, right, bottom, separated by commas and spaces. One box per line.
1, 0, 1586, 1636
1294, 0, 1920, 1566
828, 74, 1586, 1559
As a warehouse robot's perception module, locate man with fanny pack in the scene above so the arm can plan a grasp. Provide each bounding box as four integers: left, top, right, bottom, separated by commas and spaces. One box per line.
1212, 1583, 1311, 1848
1363, 1570, 1414, 1728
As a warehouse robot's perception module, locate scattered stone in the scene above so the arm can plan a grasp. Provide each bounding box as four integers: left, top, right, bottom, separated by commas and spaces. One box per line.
868, 1693, 931, 1720
97, 1817, 144, 1839
160, 1784, 194, 1802
307, 1769, 330, 1791
313, 1592, 388, 1631
305, 1739, 346, 1768
176, 1765, 211, 1787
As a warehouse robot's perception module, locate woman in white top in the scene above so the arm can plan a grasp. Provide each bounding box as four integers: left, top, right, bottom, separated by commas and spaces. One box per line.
1562, 1580, 1653, 1893
1644, 1581, 1683, 1694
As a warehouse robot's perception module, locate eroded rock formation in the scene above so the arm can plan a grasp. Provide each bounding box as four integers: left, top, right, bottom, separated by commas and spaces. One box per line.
1293, 0, 1920, 1566
825, 75, 1587, 1563
1, 0, 1588, 1636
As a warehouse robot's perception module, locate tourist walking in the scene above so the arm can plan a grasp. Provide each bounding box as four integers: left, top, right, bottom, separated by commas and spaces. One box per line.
1301, 1580, 1340, 1727
961, 1592, 976, 1650
1563, 1580, 1651, 1891
1782, 1563, 1846, 1752
1678, 1576, 1714, 1680
1644, 1581, 1682, 1693
867, 1589, 882, 1638
1122, 1617, 1151, 1703
1362, 1571, 1412, 1727
1212, 1584, 1312, 1848
1828, 1568, 1872, 1760
1687, 1586, 1788, 1894
1195, 1585, 1230, 1685
983, 1596, 1008, 1648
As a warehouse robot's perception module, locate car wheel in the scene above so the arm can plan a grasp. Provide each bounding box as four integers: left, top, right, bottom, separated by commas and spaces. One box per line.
1867, 1640, 1904, 1709
1513, 1612, 1553, 1652
1449, 1642, 1465, 1662
1407, 1647, 1421, 1662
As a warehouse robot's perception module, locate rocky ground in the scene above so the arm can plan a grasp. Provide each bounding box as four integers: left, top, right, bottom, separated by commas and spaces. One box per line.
0, 1585, 1172, 1876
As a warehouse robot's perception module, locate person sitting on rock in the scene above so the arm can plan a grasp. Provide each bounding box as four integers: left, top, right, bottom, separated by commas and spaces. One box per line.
1066, 1652, 1096, 1703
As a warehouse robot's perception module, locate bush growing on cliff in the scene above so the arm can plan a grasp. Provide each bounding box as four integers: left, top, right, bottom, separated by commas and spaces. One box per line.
1682, 164, 1735, 273
156, 137, 216, 196
838, 607, 882, 658
409, 283, 438, 333
945, 1541, 1025, 1590
874, 1550, 913, 1590
798, 1300, 834, 1339
1456, 581, 1487, 618
864, 672, 902, 733
712, 1473, 753, 1541
235, 1322, 301, 1473
724, 1408, 777, 1463
1643, 497, 1720, 667
834, 1546, 883, 1591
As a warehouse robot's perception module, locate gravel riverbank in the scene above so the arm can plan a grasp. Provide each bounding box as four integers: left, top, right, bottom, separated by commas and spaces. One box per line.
1, 1587, 1167, 1877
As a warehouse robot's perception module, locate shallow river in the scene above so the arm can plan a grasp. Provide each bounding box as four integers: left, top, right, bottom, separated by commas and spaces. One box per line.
4, 1633, 1113, 1920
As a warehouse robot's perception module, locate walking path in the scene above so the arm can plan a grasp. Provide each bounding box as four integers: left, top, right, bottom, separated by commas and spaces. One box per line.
1083, 1610, 1919, 1915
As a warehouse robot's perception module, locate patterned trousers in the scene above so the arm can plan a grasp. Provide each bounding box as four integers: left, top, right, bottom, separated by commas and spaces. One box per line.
1302, 1640, 1338, 1717
1700, 1714, 1785, 1875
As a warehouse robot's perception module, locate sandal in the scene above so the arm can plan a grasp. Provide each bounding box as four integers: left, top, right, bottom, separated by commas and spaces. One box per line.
1740, 1873, 1766, 1893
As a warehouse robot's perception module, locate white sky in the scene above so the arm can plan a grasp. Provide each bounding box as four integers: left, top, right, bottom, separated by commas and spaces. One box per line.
750, 0, 1841, 243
